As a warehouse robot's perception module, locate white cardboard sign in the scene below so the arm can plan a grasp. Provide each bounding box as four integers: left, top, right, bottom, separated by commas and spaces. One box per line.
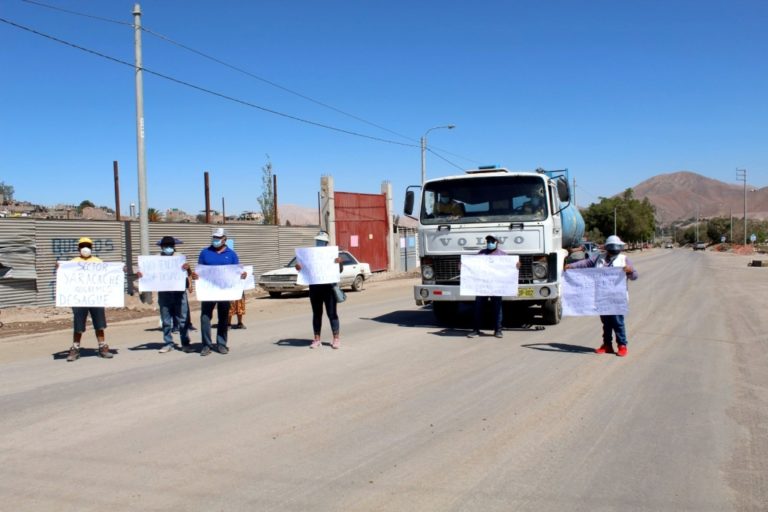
194, 264, 245, 301
56, 261, 125, 307
460, 254, 520, 297
295, 246, 340, 285
562, 267, 628, 316
137, 255, 187, 292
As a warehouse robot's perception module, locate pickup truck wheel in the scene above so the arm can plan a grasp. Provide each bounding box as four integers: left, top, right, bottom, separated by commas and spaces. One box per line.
542, 297, 562, 325
433, 302, 458, 325
268, 291, 282, 298
351, 274, 364, 291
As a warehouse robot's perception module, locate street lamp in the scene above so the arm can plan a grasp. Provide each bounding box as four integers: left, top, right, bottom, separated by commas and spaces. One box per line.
421, 124, 455, 185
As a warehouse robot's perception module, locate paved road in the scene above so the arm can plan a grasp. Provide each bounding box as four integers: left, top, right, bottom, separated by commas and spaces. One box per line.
1, 249, 766, 511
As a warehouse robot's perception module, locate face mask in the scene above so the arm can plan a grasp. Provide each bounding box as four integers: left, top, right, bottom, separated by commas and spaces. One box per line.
79, 247, 92, 258
162, 246, 175, 255
487, 242, 497, 251
315, 240, 328, 247
212, 238, 224, 248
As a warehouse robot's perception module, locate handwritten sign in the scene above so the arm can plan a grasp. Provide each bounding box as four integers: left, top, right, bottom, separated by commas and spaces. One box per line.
195, 264, 245, 301
295, 246, 340, 285
460, 254, 520, 297
562, 267, 628, 316
138, 255, 187, 292
242, 265, 255, 290
56, 261, 125, 307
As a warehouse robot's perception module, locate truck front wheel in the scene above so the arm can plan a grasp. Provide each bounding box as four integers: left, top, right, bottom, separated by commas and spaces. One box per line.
542, 297, 562, 325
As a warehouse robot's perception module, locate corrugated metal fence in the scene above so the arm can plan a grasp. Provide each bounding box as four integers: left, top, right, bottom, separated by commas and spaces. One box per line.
0, 219, 318, 308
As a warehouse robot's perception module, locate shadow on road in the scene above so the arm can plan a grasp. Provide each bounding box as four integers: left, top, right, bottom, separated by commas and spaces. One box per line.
128, 342, 170, 351
51, 347, 119, 360
521, 343, 595, 354
366, 309, 435, 328
275, 338, 312, 348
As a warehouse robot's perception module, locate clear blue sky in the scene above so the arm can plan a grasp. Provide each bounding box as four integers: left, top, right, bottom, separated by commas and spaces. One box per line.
1, 0, 766, 217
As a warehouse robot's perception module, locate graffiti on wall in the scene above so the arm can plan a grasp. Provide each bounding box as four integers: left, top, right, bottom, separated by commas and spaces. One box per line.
51, 238, 116, 261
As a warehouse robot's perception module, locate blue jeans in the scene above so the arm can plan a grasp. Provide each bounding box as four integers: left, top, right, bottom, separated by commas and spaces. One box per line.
600, 315, 627, 345
200, 301, 231, 348
159, 291, 190, 346
474, 296, 502, 332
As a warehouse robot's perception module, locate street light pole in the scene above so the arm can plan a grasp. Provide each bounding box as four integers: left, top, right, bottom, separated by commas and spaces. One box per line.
420, 125, 455, 185
737, 168, 747, 245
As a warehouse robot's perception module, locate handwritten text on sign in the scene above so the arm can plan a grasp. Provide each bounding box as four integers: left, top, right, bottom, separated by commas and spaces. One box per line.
138, 255, 187, 292
195, 264, 244, 301
56, 261, 125, 307
295, 246, 340, 285
460, 255, 520, 297
562, 267, 628, 316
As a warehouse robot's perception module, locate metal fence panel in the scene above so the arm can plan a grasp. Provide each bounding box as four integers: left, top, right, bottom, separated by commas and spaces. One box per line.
0, 218, 37, 307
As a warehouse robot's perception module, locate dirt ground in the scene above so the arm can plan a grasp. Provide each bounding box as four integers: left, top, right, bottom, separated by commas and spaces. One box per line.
0, 270, 419, 338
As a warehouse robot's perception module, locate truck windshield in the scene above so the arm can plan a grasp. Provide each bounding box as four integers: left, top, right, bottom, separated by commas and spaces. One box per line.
421, 176, 548, 225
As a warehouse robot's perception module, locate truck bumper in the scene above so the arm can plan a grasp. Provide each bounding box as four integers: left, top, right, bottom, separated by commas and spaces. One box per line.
414, 283, 560, 306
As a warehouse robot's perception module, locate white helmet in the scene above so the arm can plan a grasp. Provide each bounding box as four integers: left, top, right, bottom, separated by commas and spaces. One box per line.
314, 231, 330, 243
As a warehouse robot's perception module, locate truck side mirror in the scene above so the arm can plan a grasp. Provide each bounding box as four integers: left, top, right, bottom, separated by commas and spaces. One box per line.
404, 190, 415, 216
556, 177, 570, 202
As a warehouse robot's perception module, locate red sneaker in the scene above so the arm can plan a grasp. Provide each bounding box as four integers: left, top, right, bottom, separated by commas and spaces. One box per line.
617, 345, 628, 357
595, 343, 614, 354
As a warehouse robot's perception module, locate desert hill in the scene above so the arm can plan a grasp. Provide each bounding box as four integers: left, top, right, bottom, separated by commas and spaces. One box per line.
629, 171, 768, 222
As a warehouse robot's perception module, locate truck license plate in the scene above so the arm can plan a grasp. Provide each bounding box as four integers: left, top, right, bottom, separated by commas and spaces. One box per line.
518, 287, 534, 297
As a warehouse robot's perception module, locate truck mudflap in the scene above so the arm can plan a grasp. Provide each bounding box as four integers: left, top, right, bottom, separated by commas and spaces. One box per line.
413, 283, 560, 304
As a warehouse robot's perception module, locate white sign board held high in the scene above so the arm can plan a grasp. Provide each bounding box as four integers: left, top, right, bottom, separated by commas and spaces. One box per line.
295, 246, 340, 285
562, 267, 628, 316
56, 261, 125, 307
195, 264, 245, 301
460, 254, 520, 297
137, 255, 187, 292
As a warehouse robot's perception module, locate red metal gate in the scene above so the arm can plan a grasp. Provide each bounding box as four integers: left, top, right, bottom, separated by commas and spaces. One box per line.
335, 192, 388, 272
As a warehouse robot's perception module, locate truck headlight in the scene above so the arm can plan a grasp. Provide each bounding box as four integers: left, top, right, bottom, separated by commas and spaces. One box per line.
422, 265, 434, 280
532, 261, 548, 279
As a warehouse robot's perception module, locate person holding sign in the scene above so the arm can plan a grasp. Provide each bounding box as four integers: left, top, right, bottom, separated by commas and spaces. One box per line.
295, 231, 343, 349
61, 237, 115, 362
564, 235, 638, 357
192, 228, 246, 356
467, 235, 512, 339
136, 236, 193, 353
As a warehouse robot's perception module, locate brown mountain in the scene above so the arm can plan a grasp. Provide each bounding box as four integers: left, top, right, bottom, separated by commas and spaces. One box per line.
630, 171, 768, 222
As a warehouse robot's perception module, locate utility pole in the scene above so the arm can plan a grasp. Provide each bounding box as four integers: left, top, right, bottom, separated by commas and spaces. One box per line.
737, 168, 747, 245
133, 3, 150, 303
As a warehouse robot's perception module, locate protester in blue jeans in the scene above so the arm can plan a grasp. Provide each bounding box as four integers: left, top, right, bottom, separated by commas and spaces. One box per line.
191, 228, 246, 357
136, 236, 192, 353
564, 235, 639, 357
467, 234, 509, 339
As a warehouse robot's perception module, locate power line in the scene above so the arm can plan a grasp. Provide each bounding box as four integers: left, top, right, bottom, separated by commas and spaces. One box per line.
17, 0, 417, 144
0, 16, 419, 148
427, 147, 464, 171
17, 0, 485, 167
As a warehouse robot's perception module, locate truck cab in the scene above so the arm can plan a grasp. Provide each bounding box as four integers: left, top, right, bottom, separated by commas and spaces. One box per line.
405, 167, 583, 325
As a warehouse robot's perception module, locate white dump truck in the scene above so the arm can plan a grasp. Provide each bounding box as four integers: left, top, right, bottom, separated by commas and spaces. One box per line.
404, 166, 585, 325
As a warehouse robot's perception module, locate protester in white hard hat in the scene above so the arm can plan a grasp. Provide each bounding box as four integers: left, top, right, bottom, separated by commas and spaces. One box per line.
565, 235, 639, 357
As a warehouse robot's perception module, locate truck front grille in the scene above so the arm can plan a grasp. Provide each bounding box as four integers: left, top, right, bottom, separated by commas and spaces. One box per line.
432, 255, 535, 284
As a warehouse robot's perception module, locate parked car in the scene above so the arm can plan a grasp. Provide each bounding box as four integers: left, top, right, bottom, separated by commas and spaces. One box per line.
693, 242, 707, 251
258, 250, 372, 298
665, 242, 674, 249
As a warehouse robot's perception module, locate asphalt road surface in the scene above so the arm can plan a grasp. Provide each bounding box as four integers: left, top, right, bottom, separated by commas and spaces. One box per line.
1, 249, 766, 511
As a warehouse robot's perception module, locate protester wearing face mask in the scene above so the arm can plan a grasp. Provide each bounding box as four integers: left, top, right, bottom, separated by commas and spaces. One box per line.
63, 237, 113, 361
136, 236, 193, 353
191, 228, 246, 356
467, 235, 509, 339
564, 235, 639, 357
294, 231, 344, 349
